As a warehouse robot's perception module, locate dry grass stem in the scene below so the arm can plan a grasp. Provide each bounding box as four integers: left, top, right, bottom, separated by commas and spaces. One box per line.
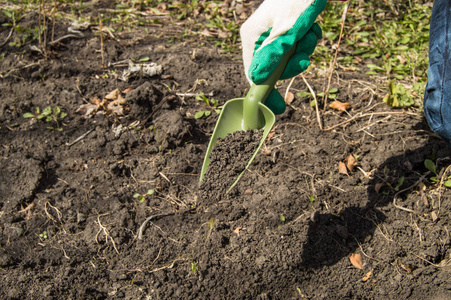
323, 1, 348, 110
96, 213, 119, 254
301, 74, 322, 130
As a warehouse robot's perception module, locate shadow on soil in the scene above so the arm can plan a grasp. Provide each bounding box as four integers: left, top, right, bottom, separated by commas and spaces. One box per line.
301, 128, 451, 269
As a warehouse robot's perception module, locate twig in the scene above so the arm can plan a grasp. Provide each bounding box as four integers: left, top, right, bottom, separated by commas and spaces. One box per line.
148, 258, 185, 273
66, 128, 94, 147
0, 27, 13, 47
301, 74, 322, 130
284, 76, 296, 100
137, 213, 175, 240
99, 17, 105, 68
51, 0, 56, 42
323, 2, 348, 110
96, 213, 119, 254
322, 111, 418, 132
48, 34, 83, 46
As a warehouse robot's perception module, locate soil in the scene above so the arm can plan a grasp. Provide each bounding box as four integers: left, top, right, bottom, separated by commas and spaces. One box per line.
1, 1, 451, 299
200, 129, 263, 206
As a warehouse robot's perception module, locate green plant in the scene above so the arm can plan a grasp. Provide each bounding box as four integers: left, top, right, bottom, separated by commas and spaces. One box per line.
425, 159, 451, 188
191, 262, 198, 273
317, 1, 429, 83
133, 189, 155, 203
195, 92, 221, 119
39, 230, 48, 239
383, 81, 420, 108
23, 106, 67, 130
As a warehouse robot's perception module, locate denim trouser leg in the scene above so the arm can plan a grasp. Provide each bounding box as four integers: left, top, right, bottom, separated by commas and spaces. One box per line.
424, 0, 451, 144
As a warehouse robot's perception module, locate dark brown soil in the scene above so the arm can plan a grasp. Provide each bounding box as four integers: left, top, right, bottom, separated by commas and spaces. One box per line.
1, 1, 451, 299
200, 129, 263, 206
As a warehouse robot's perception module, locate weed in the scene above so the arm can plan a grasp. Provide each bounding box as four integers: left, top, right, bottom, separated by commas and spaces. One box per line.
195, 92, 222, 119
191, 262, 198, 273
280, 215, 286, 222
39, 230, 48, 239
208, 217, 215, 230
425, 159, 451, 188
133, 189, 155, 203
23, 106, 67, 130
383, 81, 422, 108
317, 1, 429, 83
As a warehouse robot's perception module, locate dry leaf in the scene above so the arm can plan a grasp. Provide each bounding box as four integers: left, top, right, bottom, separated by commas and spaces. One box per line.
362, 269, 373, 282
266, 130, 276, 141
338, 161, 348, 175
107, 103, 124, 116
431, 211, 438, 222
375, 182, 387, 193
349, 253, 363, 269
91, 96, 102, 105
105, 88, 120, 100
122, 87, 134, 94
329, 100, 352, 112
344, 154, 357, 172
109, 94, 126, 106
285, 92, 294, 105
233, 227, 243, 235
76, 103, 98, 116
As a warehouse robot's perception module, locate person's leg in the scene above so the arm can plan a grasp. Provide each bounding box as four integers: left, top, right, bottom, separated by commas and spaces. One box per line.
424, 0, 451, 144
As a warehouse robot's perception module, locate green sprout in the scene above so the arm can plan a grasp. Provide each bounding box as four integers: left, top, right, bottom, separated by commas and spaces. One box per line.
195, 92, 222, 119
39, 231, 48, 240
191, 262, 198, 273
133, 189, 155, 203
23, 106, 67, 131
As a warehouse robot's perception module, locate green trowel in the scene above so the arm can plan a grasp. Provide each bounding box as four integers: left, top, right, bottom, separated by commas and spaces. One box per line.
199, 46, 296, 192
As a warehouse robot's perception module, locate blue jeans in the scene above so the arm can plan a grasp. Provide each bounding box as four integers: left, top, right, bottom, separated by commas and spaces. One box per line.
424, 0, 451, 144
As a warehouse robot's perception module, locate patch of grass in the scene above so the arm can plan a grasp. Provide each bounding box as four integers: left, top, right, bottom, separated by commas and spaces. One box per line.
318, 1, 430, 83
383, 80, 422, 108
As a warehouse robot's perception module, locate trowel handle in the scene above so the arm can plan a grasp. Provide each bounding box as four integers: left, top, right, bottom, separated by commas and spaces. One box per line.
243, 45, 297, 130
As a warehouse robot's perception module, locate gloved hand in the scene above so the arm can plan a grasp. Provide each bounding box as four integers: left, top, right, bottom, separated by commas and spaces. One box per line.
240, 0, 331, 114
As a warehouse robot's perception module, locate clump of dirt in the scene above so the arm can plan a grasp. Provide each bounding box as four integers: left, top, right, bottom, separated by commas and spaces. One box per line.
199, 129, 263, 206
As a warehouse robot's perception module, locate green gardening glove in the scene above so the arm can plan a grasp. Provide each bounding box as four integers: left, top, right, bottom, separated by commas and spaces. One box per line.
240, 0, 328, 114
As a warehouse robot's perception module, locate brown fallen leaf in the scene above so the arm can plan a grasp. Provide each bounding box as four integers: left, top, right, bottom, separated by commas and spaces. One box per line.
109, 93, 126, 106
362, 269, 373, 282
349, 253, 363, 269
338, 161, 348, 175
122, 87, 134, 94
105, 88, 121, 100
329, 100, 352, 112
76, 103, 98, 116
344, 154, 357, 172
285, 92, 295, 105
